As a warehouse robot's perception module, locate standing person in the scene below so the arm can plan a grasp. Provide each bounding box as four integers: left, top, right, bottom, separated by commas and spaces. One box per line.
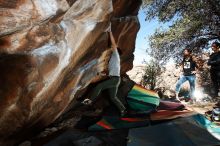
175, 48, 197, 101
82, 26, 127, 116
208, 42, 220, 98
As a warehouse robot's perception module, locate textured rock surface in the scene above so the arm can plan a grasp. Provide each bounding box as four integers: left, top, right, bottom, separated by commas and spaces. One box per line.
0, 0, 141, 145
127, 65, 145, 84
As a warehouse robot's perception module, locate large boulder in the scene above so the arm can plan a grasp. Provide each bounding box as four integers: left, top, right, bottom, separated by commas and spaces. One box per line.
0, 0, 141, 145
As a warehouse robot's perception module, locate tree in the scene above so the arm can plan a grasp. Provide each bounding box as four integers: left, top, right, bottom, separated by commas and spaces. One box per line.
142, 0, 220, 63
141, 59, 161, 90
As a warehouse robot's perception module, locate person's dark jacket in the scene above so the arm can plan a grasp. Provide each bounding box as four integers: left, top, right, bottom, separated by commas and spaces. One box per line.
208, 52, 220, 70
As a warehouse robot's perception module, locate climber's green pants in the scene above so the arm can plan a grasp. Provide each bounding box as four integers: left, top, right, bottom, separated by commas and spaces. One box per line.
90, 76, 126, 113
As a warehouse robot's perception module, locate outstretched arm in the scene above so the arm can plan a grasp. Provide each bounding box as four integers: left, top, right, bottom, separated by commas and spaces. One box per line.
109, 31, 117, 50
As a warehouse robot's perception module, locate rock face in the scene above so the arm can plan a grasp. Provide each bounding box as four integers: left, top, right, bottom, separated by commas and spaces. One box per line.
127, 65, 145, 84
0, 0, 141, 145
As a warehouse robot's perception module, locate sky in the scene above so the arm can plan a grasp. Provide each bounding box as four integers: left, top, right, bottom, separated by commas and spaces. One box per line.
133, 9, 159, 65
133, 9, 172, 65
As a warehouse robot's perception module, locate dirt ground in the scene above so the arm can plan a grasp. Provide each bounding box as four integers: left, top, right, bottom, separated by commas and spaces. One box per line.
183, 100, 220, 123
184, 102, 216, 114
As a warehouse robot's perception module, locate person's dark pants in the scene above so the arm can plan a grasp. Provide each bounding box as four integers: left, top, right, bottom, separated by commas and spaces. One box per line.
210, 69, 220, 97
90, 76, 126, 113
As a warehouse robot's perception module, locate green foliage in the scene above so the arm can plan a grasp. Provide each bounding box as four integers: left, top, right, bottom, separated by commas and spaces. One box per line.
142, 0, 220, 63
141, 59, 161, 90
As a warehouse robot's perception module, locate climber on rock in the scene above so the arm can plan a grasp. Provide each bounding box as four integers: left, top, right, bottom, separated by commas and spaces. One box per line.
82, 24, 127, 117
